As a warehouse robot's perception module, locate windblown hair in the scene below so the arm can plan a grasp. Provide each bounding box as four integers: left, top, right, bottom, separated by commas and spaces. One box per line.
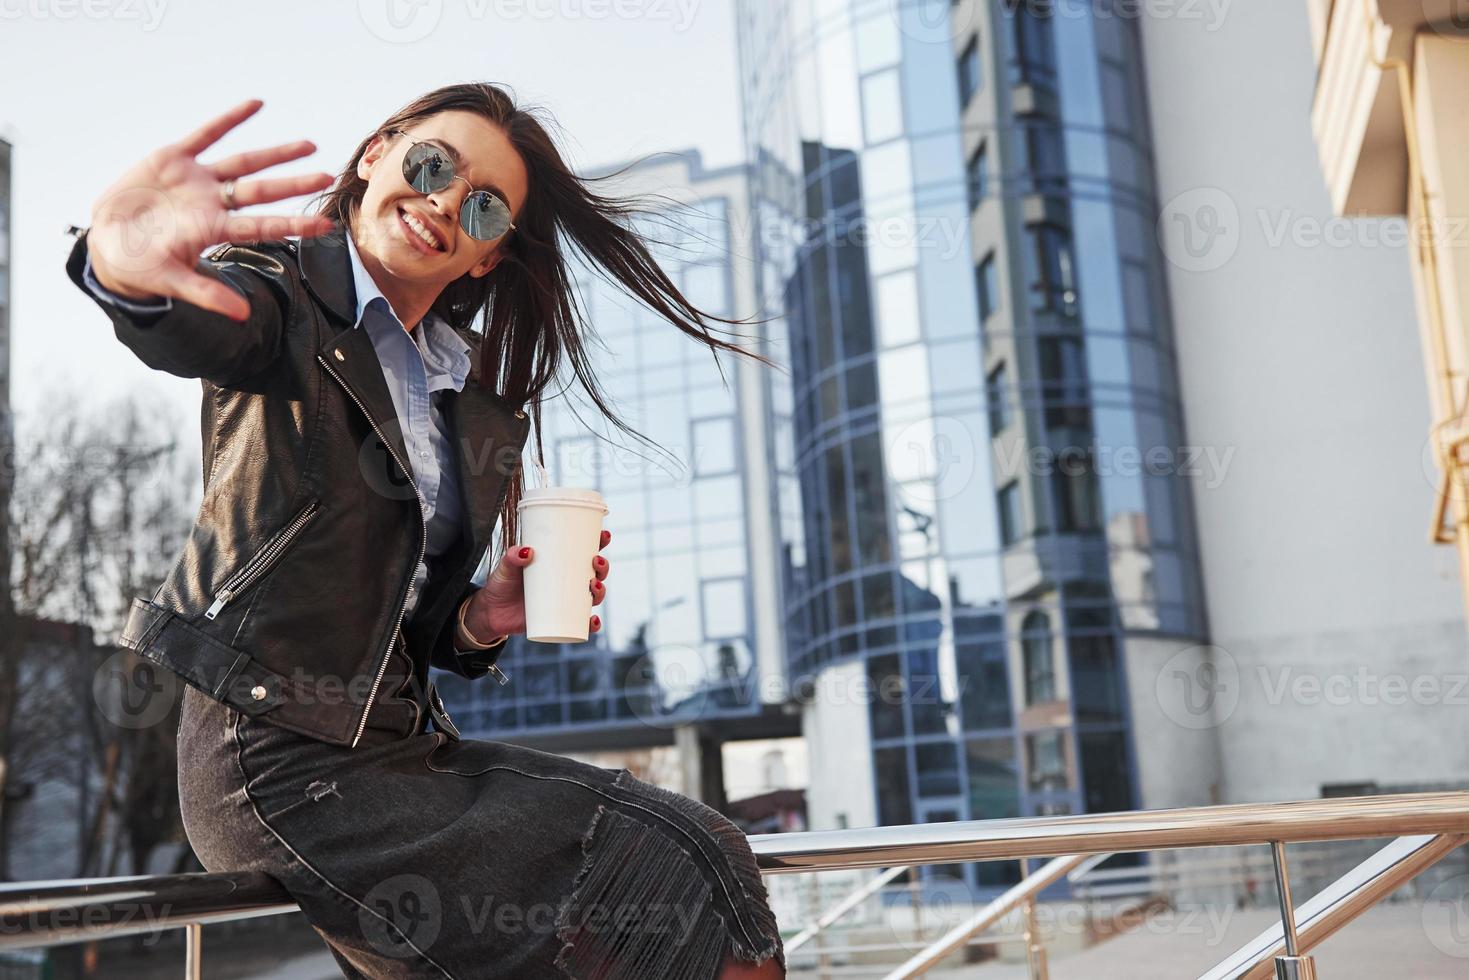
312, 81, 777, 558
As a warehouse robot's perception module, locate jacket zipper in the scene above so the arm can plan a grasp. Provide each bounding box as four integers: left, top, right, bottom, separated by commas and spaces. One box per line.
204, 498, 321, 620
317, 352, 428, 748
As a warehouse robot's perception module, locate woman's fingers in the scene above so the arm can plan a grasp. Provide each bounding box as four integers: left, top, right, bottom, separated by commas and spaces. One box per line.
590, 551, 609, 602
599, 529, 612, 550
220, 214, 338, 244
207, 139, 320, 181
589, 615, 601, 633
489, 545, 533, 585
223, 172, 336, 210
175, 98, 264, 159
154, 262, 251, 322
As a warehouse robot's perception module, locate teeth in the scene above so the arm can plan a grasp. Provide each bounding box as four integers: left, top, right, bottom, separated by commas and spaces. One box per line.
400, 209, 442, 250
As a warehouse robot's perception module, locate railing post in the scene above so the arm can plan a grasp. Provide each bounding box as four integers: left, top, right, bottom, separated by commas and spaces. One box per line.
1270, 841, 1317, 980
1021, 859, 1050, 980
909, 871, 924, 944
803, 872, 831, 980
184, 922, 201, 980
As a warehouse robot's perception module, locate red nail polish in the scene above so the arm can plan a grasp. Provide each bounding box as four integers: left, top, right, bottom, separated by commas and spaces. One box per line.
519, 547, 531, 559
591, 616, 600, 628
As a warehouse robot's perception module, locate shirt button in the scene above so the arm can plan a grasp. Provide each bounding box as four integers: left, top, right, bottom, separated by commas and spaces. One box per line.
419, 450, 430, 457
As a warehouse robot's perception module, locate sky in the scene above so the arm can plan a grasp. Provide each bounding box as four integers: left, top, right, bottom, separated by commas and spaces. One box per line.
1, 0, 746, 444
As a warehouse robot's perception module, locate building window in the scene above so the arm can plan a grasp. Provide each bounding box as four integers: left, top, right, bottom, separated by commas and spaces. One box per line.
986, 363, 1010, 436
966, 737, 1019, 825
861, 67, 904, 145
1051, 448, 1101, 533
966, 141, 989, 212
1068, 613, 1124, 723
1027, 224, 1078, 316
682, 263, 729, 317
1026, 729, 1069, 793
1004, 0, 1057, 89
1021, 609, 1056, 705
997, 479, 1022, 547
700, 577, 748, 641
958, 36, 982, 106
873, 746, 914, 825
692, 415, 738, 476
915, 740, 962, 798
1079, 730, 1132, 813
1022, 117, 1066, 196
1037, 335, 1090, 431
957, 639, 1012, 730
976, 252, 999, 323
868, 654, 906, 741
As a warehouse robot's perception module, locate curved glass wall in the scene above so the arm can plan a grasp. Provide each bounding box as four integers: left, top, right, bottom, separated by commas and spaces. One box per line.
738, 0, 1207, 891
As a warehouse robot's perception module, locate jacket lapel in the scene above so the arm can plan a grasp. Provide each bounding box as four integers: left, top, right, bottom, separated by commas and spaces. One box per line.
299, 229, 414, 477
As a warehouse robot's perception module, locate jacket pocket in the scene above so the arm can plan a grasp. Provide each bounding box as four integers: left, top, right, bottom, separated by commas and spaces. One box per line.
204, 497, 321, 621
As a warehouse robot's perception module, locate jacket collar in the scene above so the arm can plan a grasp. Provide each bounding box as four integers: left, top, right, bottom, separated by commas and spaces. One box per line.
300, 226, 530, 558
297, 226, 357, 327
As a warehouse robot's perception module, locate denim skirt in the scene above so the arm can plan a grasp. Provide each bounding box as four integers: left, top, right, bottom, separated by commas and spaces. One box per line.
175, 635, 787, 980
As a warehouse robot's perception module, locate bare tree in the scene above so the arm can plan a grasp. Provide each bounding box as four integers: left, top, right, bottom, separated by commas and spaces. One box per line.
2, 393, 193, 880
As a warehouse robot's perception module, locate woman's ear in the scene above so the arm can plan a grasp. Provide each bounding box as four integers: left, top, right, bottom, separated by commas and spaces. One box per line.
357, 133, 388, 182
470, 251, 503, 278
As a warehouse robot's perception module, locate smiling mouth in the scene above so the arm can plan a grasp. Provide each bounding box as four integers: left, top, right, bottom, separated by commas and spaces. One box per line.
397, 205, 446, 253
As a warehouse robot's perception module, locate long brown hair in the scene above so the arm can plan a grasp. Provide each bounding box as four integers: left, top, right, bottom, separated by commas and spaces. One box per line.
312, 81, 778, 559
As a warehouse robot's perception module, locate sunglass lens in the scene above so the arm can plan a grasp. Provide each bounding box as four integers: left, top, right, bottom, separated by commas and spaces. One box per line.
461, 192, 511, 241
403, 141, 454, 194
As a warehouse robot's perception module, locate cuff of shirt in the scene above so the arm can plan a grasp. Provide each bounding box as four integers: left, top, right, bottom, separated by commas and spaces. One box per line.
82, 253, 174, 317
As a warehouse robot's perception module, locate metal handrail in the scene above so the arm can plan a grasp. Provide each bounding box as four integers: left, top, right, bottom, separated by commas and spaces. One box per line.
0, 791, 1464, 977
748, 791, 1469, 872
1198, 833, 1469, 980
0, 870, 295, 947
884, 854, 1085, 980
784, 864, 910, 953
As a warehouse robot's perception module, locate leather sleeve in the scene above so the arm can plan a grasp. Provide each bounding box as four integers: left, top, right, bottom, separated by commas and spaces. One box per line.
427, 583, 506, 680
65, 228, 290, 388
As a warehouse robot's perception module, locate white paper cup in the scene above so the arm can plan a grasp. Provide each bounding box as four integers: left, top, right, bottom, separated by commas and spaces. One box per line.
518, 487, 608, 643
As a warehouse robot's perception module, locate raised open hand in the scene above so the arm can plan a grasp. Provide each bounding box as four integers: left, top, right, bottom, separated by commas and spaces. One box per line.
86, 98, 338, 321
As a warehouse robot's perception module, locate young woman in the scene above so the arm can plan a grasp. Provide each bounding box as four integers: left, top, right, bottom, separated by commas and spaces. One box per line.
69, 84, 786, 979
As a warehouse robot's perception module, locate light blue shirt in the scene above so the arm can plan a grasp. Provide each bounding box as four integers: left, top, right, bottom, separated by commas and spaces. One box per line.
82, 238, 495, 623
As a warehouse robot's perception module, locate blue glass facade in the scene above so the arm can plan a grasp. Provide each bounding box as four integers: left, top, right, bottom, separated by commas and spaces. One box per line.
436, 156, 783, 746
737, 0, 1208, 891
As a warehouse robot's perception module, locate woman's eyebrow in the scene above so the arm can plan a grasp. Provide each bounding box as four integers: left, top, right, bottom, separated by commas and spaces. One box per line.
434, 137, 512, 205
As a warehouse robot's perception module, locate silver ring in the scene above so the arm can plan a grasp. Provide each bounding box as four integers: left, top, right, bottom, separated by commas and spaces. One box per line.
219, 179, 238, 210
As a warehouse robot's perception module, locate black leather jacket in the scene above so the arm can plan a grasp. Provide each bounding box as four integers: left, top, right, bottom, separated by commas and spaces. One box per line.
64, 226, 531, 747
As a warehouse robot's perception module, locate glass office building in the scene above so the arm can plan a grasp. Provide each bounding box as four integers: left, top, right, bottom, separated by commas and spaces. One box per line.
436, 150, 795, 768
736, 0, 1207, 890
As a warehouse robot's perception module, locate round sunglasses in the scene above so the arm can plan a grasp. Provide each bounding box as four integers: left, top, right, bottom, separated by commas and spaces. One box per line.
390, 129, 516, 243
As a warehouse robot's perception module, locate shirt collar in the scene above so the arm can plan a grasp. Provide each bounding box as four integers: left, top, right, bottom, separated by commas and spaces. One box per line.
344, 230, 472, 393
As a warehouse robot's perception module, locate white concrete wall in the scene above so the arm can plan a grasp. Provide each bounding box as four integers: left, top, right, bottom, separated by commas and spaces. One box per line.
801, 657, 878, 831
1137, 3, 1469, 803
1123, 635, 1226, 810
